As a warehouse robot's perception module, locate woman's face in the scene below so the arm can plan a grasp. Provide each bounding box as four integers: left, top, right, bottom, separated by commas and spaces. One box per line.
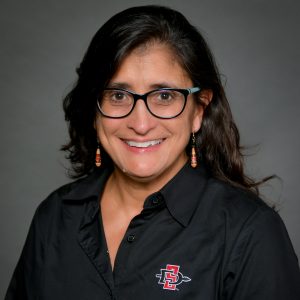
95, 43, 206, 184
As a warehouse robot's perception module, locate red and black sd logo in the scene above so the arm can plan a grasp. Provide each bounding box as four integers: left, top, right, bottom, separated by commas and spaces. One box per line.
156, 264, 191, 290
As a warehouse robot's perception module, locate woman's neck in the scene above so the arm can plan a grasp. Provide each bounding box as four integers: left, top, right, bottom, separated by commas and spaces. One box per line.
103, 157, 188, 213
104, 168, 161, 213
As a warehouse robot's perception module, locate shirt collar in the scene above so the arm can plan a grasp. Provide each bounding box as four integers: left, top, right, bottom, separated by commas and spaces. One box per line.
61, 167, 112, 201
159, 163, 210, 227
61, 163, 210, 227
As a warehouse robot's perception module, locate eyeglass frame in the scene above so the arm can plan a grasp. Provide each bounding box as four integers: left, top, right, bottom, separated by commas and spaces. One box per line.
96, 86, 201, 119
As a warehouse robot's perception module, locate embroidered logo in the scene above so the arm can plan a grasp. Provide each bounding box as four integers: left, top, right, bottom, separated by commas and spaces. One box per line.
156, 264, 191, 290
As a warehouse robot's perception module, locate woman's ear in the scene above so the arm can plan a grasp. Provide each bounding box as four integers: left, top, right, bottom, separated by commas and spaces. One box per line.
192, 89, 213, 133
199, 89, 213, 107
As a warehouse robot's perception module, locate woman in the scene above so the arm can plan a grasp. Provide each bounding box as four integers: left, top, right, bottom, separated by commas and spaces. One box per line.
5, 5, 300, 299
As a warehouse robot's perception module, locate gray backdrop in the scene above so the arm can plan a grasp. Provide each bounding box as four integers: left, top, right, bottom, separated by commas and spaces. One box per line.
0, 0, 299, 296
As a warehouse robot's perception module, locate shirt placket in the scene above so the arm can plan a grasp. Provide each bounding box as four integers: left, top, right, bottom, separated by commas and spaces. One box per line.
77, 200, 114, 295
112, 192, 165, 298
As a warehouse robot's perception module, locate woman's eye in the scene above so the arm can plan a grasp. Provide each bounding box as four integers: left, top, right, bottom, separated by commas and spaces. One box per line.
156, 92, 175, 103
159, 92, 172, 100
112, 92, 126, 101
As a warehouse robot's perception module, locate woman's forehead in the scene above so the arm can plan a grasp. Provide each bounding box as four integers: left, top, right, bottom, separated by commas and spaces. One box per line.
112, 42, 190, 78
109, 43, 191, 87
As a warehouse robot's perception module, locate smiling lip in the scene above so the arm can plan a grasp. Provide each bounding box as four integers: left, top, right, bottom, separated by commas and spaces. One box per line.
122, 139, 164, 148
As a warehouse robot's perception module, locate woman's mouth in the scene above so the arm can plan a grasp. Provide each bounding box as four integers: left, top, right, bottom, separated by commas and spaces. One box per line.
123, 139, 163, 148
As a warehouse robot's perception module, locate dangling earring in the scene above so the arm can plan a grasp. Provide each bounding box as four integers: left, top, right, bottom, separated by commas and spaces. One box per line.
191, 132, 197, 168
95, 142, 101, 167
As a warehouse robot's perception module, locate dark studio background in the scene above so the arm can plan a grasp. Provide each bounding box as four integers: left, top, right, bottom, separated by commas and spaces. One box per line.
0, 0, 299, 297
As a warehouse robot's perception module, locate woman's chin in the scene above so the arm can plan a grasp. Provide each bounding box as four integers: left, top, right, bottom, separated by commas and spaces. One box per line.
119, 165, 159, 181
115, 157, 185, 184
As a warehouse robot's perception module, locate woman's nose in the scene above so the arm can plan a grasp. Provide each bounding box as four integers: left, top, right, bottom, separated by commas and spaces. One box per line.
126, 99, 156, 135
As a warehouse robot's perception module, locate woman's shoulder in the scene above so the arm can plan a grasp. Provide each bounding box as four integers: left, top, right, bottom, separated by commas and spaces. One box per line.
198, 174, 288, 245
37, 174, 91, 209
205, 175, 275, 219
33, 168, 109, 221
210, 179, 300, 295
172, 164, 277, 230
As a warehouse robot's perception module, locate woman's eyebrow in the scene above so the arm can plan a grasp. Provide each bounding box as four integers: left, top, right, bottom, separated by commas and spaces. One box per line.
149, 82, 176, 89
106, 82, 130, 89
107, 82, 180, 90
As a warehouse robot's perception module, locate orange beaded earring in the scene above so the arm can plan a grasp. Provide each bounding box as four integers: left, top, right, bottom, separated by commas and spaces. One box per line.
191, 132, 197, 168
95, 142, 101, 167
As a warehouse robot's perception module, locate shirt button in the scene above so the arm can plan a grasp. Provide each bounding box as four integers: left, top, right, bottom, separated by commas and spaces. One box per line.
152, 198, 159, 204
127, 234, 135, 243
152, 193, 163, 204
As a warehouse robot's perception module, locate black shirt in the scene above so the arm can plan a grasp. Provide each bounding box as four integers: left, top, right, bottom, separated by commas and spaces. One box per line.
5, 164, 300, 299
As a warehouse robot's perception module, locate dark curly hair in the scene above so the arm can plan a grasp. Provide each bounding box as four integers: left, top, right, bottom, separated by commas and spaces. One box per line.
62, 5, 271, 194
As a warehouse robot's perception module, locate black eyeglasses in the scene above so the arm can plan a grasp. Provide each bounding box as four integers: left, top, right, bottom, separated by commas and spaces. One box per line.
96, 87, 201, 119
